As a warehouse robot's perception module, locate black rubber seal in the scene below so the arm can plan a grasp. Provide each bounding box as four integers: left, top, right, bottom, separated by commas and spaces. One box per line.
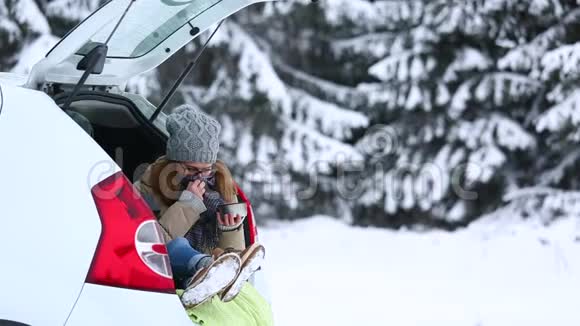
0, 320, 31, 326
53, 90, 168, 142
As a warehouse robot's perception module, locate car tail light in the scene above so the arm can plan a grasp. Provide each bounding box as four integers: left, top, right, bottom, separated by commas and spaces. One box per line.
87, 172, 174, 293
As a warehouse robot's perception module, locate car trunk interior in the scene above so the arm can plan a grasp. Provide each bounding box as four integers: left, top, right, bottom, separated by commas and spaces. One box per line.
54, 90, 255, 248
54, 91, 167, 182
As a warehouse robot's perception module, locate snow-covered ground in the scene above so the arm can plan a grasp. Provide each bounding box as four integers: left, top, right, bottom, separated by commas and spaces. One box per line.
260, 216, 580, 326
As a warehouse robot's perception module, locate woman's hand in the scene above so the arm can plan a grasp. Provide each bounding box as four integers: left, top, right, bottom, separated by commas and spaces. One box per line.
186, 179, 206, 200
217, 212, 243, 228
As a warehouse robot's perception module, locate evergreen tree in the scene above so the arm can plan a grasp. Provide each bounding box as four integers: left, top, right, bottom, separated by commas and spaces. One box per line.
186, 17, 370, 219
0, 0, 50, 70
2, 0, 580, 226
499, 1, 580, 218
352, 0, 575, 227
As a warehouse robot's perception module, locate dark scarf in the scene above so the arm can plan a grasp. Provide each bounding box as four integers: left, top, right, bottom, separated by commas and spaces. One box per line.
182, 176, 225, 253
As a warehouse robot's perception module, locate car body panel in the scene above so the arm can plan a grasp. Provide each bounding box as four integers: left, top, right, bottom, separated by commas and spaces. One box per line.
27, 0, 277, 88
0, 84, 3, 116
0, 73, 28, 88
1, 0, 277, 323
0, 84, 119, 325
64, 284, 194, 326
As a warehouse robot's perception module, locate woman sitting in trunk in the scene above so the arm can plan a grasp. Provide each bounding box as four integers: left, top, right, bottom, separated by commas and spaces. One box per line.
135, 105, 266, 309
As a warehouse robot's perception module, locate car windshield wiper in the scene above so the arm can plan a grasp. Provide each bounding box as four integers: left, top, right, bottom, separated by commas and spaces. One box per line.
62, 0, 136, 111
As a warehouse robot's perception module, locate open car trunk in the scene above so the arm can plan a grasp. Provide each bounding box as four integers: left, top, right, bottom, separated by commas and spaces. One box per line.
28, 0, 277, 89
54, 91, 167, 182
32, 0, 279, 180
39, 0, 272, 250
57, 92, 258, 248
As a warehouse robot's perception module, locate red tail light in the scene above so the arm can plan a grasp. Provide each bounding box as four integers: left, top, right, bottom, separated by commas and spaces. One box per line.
88, 172, 174, 293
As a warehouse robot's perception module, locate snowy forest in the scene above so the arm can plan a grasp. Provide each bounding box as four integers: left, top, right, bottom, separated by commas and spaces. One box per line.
3, 0, 580, 229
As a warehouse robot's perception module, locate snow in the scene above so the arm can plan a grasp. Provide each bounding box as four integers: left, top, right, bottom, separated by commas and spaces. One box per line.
274, 57, 366, 110
528, 0, 564, 17
356, 124, 400, 157
447, 201, 467, 222
376, 160, 453, 215
449, 80, 474, 118
405, 84, 423, 110
261, 216, 580, 326
319, 0, 404, 30
45, 0, 102, 23
219, 115, 236, 148
282, 120, 363, 173
213, 22, 292, 115
540, 42, 580, 80
494, 116, 537, 150
455, 115, 536, 151
10, 34, 59, 75
430, 5, 488, 37
479, 73, 541, 106
331, 32, 393, 60
467, 145, 506, 183
538, 149, 580, 185
288, 88, 369, 140
492, 187, 580, 225
498, 8, 580, 73
12, 0, 50, 35
0, 15, 21, 44
450, 73, 541, 118
323, 0, 378, 26
181, 254, 241, 307
222, 246, 265, 302
536, 90, 580, 132
481, 0, 564, 16
435, 83, 451, 106
0, 72, 28, 87
237, 133, 254, 165
125, 69, 160, 99
444, 47, 492, 82
369, 50, 439, 84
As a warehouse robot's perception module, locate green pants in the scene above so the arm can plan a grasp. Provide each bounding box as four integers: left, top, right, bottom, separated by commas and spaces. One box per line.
177, 283, 274, 326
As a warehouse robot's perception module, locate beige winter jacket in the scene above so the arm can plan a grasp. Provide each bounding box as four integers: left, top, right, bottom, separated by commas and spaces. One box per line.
134, 160, 246, 252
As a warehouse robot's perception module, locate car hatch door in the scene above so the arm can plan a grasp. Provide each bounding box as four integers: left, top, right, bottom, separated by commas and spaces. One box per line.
28, 0, 277, 88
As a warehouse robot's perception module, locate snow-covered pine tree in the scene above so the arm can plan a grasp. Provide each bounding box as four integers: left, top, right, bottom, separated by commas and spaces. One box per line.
496, 1, 580, 220
0, 0, 107, 74
335, 0, 571, 227
530, 12, 580, 189
43, 0, 105, 35
1, 0, 367, 220
180, 13, 370, 219
0, 0, 51, 70
3, 0, 580, 226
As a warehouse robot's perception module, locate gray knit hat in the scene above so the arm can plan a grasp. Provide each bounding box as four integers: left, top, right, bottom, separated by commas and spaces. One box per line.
166, 104, 222, 163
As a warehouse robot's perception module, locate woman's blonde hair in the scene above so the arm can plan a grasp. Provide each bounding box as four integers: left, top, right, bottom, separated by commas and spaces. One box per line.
148, 158, 237, 207
214, 160, 238, 202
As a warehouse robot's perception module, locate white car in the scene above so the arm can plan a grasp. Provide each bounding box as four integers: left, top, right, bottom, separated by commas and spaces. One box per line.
0, 1, 273, 325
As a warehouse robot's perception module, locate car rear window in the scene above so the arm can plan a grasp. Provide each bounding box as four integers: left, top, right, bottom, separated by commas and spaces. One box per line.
77, 0, 222, 59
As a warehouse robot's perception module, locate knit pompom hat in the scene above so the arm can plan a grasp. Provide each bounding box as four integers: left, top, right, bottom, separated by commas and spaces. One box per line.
166, 104, 222, 163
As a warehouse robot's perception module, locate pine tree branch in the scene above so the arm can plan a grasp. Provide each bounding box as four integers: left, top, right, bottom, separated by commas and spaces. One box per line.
499, 6, 580, 72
